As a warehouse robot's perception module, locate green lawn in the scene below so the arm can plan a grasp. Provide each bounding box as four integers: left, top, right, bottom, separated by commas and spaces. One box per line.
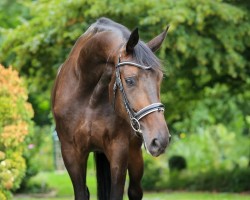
14, 192, 250, 200
14, 171, 250, 200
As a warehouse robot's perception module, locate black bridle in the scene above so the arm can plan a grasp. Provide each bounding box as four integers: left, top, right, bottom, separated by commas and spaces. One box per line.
113, 55, 165, 137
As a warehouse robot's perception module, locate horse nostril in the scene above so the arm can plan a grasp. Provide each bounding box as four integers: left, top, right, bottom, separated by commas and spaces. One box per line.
151, 138, 161, 149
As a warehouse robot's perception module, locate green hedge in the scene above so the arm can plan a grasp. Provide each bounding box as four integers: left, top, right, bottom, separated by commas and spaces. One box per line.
142, 156, 250, 192
142, 123, 250, 192
166, 168, 250, 192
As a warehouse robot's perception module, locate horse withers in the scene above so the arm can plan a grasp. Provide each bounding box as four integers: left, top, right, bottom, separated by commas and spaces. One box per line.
52, 17, 171, 200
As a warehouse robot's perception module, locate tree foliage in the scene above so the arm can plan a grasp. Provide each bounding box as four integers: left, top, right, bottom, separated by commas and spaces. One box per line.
0, 0, 249, 133
0, 64, 34, 200
0, 0, 29, 29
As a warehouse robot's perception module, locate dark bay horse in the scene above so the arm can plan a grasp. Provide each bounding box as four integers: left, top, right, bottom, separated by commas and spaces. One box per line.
52, 17, 171, 200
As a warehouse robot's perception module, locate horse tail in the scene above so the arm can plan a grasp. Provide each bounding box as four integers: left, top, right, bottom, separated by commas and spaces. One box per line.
94, 152, 111, 200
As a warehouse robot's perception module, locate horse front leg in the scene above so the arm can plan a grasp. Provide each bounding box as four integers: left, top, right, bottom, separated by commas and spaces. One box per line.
109, 141, 129, 200
61, 143, 89, 200
128, 145, 143, 200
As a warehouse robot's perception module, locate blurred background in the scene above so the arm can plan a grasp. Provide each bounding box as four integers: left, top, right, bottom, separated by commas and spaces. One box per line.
0, 0, 249, 199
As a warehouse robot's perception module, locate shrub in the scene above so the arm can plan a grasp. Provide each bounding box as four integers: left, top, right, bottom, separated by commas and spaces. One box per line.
167, 124, 250, 172
142, 153, 168, 191
166, 167, 250, 192
164, 123, 250, 192
0, 65, 34, 199
168, 155, 187, 171
17, 125, 54, 193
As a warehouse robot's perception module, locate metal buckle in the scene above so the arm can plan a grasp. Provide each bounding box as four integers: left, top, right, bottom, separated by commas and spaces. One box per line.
130, 117, 141, 134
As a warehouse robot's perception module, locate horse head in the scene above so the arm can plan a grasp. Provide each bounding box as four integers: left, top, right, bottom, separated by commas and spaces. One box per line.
109, 27, 171, 157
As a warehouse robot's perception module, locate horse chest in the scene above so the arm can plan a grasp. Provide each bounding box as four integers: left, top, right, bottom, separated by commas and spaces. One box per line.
76, 113, 123, 151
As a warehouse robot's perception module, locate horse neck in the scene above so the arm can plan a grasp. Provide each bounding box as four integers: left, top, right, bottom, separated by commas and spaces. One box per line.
52, 31, 122, 115
76, 32, 122, 92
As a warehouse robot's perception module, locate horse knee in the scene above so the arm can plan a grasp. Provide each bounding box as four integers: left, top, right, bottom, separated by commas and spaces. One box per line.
128, 186, 143, 200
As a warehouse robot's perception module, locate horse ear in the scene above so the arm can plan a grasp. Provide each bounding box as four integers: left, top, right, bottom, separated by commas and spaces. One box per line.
147, 25, 169, 52
126, 27, 139, 53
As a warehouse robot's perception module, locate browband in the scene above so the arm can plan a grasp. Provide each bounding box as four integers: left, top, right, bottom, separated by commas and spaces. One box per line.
117, 61, 151, 70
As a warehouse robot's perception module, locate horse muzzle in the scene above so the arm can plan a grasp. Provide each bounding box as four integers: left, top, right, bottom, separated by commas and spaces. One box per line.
143, 128, 171, 157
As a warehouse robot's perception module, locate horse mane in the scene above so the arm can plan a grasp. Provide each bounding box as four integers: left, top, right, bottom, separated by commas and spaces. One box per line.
85, 17, 162, 69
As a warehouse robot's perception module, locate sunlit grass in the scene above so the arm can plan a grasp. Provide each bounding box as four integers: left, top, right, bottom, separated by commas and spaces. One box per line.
14, 192, 250, 200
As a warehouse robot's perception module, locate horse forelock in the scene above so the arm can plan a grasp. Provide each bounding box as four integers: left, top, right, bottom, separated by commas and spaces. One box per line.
133, 41, 162, 71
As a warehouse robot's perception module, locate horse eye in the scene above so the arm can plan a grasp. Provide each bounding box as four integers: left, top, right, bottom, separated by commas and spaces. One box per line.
125, 77, 136, 87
